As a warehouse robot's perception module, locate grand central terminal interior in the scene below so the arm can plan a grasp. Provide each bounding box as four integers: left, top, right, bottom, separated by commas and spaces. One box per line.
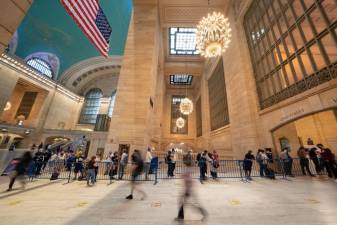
0, 0, 336, 225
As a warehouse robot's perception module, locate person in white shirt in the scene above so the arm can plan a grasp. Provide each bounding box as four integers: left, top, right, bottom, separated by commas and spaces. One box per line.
144, 148, 153, 180
118, 150, 128, 180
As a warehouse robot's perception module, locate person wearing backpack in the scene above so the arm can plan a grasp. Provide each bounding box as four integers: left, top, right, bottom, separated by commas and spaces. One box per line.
118, 149, 128, 180
210, 151, 219, 179
126, 150, 146, 200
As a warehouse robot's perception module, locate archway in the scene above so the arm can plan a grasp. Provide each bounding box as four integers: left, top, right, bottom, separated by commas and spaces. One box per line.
271, 108, 337, 158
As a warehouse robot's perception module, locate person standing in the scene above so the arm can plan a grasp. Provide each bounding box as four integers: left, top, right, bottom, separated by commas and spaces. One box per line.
7, 151, 32, 191
33, 149, 45, 176
118, 150, 128, 180
172, 149, 177, 176
280, 147, 294, 177
321, 148, 337, 180
166, 151, 173, 177
210, 151, 219, 179
198, 151, 208, 183
73, 155, 84, 180
309, 147, 321, 174
176, 151, 207, 221
126, 150, 146, 200
243, 150, 255, 180
86, 156, 97, 186
256, 149, 268, 177
144, 148, 153, 180
297, 147, 314, 176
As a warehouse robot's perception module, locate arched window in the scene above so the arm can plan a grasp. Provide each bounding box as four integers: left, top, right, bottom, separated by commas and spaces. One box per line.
79, 88, 103, 124
27, 58, 53, 78
107, 90, 116, 117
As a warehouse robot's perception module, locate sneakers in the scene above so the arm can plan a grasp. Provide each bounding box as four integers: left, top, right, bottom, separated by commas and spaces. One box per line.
126, 194, 133, 200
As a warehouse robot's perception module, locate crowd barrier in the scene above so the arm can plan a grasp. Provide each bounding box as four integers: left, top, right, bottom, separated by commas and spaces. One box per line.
29, 158, 329, 184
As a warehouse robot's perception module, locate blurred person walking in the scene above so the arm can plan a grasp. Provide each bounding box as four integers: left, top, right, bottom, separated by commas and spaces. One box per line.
176, 150, 208, 221
126, 150, 146, 200
7, 151, 33, 191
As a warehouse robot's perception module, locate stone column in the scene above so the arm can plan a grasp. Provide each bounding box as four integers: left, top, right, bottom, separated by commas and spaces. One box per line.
222, 4, 261, 159
105, 2, 159, 152
0, 0, 33, 53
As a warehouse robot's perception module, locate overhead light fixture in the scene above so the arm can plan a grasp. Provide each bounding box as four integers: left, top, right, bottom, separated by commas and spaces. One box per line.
180, 97, 193, 115
176, 117, 185, 129
196, 2, 232, 58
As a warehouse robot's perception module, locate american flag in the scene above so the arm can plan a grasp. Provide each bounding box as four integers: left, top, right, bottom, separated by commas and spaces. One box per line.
60, 0, 112, 57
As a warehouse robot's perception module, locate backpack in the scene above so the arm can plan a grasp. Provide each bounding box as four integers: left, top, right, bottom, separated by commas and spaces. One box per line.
50, 171, 59, 180
213, 160, 219, 168
265, 167, 275, 179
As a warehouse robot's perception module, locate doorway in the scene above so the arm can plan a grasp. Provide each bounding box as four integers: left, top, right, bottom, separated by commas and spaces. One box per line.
272, 108, 337, 157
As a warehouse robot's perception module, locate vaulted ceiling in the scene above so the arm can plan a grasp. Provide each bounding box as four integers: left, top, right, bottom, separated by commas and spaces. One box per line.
13, 0, 132, 77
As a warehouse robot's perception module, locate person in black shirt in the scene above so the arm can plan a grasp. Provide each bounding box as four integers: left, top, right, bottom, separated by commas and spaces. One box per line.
126, 150, 146, 200
243, 150, 255, 180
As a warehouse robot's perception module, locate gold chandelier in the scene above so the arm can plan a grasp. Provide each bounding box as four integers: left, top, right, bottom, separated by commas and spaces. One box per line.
176, 117, 185, 129
180, 97, 193, 115
196, 11, 232, 58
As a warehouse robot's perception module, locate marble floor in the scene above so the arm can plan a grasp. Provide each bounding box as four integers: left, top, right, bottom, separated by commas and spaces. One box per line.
0, 176, 336, 225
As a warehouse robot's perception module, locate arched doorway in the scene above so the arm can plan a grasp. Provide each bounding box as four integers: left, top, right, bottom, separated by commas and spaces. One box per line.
272, 108, 337, 158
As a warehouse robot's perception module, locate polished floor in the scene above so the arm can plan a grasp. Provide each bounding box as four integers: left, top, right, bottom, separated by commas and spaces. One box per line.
0, 176, 336, 225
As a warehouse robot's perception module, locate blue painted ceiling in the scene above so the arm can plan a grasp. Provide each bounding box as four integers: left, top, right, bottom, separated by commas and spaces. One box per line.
14, 0, 133, 77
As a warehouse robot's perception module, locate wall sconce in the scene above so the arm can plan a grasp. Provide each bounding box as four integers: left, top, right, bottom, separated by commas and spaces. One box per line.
4, 101, 11, 111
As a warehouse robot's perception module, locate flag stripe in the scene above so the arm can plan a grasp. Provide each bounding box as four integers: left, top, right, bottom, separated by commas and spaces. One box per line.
88, 0, 99, 11
62, 0, 107, 55
81, 0, 96, 19
60, 0, 111, 57
67, 0, 107, 50
75, 0, 107, 49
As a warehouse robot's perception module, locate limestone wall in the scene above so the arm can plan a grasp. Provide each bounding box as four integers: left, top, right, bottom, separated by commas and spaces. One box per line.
105, 3, 161, 153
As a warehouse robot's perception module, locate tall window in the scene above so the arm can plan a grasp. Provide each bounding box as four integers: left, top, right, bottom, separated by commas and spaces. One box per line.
107, 90, 116, 117
169, 27, 199, 55
16, 92, 38, 119
244, 0, 337, 109
171, 95, 188, 134
208, 59, 229, 131
170, 74, 193, 85
79, 88, 102, 124
26, 58, 53, 78
196, 97, 202, 137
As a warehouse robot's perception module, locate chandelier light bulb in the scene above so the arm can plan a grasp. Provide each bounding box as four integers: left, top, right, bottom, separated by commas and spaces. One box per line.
176, 117, 185, 129
180, 97, 193, 115
196, 12, 232, 58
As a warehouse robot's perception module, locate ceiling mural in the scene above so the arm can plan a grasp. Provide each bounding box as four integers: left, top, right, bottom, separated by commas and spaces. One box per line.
14, 0, 133, 78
